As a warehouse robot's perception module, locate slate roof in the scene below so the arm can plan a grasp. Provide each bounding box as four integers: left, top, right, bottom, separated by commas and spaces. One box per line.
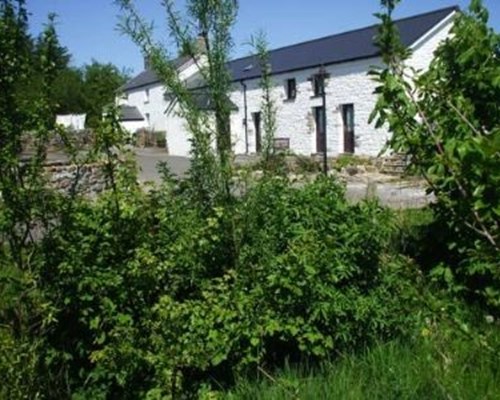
228, 6, 458, 81
121, 56, 191, 91
121, 6, 458, 90
191, 91, 238, 111
119, 105, 144, 121
165, 90, 238, 112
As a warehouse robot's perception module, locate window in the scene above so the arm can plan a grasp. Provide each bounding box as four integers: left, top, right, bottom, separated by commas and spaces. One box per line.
286, 78, 296, 100
145, 113, 150, 126
312, 75, 324, 97
144, 88, 150, 103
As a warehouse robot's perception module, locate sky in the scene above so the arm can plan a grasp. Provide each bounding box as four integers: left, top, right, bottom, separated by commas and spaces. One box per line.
27, 0, 500, 75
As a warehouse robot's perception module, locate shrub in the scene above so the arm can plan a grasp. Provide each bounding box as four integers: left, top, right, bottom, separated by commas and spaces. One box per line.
155, 131, 167, 148
371, 0, 500, 310
1, 165, 433, 398
293, 155, 321, 174
144, 176, 426, 395
332, 154, 373, 172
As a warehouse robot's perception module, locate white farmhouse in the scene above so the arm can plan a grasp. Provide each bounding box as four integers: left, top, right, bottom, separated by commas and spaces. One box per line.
118, 6, 458, 157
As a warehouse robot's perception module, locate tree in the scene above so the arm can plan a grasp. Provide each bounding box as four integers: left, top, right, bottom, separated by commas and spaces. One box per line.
52, 67, 86, 114
117, 0, 239, 206
371, 0, 500, 309
0, 0, 32, 153
33, 13, 70, 75
33, 13, 71, 127
251, 31, 277, 170
81, 61, 128, 128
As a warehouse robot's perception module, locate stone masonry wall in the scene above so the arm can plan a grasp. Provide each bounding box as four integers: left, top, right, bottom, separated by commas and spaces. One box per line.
44, 161, 106, 197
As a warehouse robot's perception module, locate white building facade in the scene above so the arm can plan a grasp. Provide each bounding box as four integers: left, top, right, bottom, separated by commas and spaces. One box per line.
119, 6, 457, 158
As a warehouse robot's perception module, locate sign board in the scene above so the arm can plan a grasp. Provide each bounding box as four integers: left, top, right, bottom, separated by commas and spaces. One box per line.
273, 138, 290, 151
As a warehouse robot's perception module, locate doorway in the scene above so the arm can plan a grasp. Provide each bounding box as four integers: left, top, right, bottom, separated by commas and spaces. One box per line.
252, 112, 262, 153
314, 106, 326, 153
342, 104, 355, 154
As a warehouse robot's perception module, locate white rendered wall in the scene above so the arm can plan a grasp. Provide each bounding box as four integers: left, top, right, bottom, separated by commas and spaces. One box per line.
230, 57, 389, 157
165, 108, 220, 157
230, 14, 455, 157
165, 109, 192, 157
120, 120, 147, 134
125, 84, 168, 132
408, 13, 455, 72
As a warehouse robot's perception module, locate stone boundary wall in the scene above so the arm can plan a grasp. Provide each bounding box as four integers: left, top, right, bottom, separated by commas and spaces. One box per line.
43, 160, 106, 197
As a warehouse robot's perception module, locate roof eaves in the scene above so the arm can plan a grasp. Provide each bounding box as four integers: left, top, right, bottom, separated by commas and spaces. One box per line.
231, 53, 382, 82
121, 56, 193, 92
230, 5, 459, 66
121, 80, 163, 92
228, 5, 459, 82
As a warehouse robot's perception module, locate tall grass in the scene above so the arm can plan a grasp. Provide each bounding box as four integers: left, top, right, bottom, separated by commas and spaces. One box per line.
225, 331, 500, 400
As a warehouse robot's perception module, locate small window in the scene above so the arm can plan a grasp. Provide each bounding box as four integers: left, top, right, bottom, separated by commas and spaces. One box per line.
145, 88, 150, 103
286, 78, 296, 100
312, 75, 324, 97
145, 113, 150, 126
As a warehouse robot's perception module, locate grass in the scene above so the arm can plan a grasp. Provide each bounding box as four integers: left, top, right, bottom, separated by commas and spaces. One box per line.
224, 331, 500, 400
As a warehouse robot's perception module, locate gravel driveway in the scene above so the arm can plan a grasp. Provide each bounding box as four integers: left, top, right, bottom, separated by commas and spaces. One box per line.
135, 149, 433, 209
135, 148, 190, 182
39, 149, 432, 208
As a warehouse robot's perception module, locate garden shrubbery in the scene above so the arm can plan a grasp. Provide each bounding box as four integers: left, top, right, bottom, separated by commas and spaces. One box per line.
1, 157, 432, 397
1, 0, 498, 398
12, 172, 428, 397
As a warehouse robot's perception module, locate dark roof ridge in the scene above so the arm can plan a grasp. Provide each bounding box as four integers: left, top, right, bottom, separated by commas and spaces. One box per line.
229, 5, 459, 64
121, 5, 459, 89
120, 55, 192, 91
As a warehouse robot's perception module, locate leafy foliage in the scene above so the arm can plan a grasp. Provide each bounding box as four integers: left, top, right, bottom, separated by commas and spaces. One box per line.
1, 2, 127, 130
117, 0, 238, 208
1, 1, 498, 398
370, 0, 500, 310
251, 31, 278, 169
82, 61, 129, 128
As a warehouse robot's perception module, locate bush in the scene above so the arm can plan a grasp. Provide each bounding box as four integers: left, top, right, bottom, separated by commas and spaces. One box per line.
0, 174, 429, 398
0, 329, 44, 398
332, 155, 373, 172
371, 0, 500, 310
293, 155, 321, 174
2, 1, 498, 398
155, 131, 167, 148
142, 176, 426, 395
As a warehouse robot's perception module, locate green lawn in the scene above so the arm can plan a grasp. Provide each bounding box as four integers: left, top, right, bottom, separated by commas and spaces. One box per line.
225, 333, 500, 400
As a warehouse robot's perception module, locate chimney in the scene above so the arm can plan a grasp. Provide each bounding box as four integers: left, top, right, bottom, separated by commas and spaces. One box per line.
195, 35, 207, 55
144, 55, 151, 70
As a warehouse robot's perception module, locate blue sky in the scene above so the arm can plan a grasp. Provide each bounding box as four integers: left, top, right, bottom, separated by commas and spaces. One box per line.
27, 0, 500, 74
